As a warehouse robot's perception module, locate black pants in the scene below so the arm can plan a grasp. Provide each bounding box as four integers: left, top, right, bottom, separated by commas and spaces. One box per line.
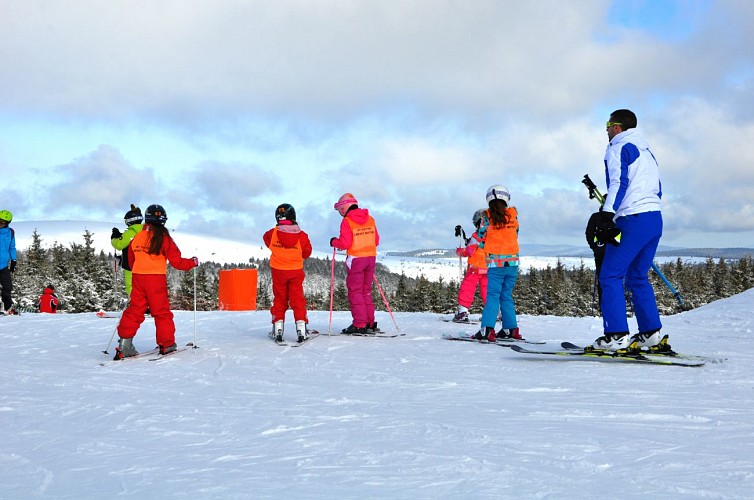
0, 267, 12, 310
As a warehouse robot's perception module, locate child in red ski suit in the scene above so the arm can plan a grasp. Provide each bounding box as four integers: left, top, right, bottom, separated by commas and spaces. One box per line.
452, 209, 488, 323
263, 203, 313, 342
330, 193, 380, 334
37, 285, 59, 313
115, 204, 197, 359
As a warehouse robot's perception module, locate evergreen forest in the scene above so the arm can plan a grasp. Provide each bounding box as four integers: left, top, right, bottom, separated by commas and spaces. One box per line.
10, 229, 754, 318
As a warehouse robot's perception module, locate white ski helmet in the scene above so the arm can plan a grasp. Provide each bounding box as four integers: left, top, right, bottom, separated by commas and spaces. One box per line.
486, 185, 511, 205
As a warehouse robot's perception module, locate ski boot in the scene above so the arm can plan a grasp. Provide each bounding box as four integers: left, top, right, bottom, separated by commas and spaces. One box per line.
113, 337, 138, 360
497, 327, 523, 340
473, 327, 496, 341
452, 311, 469, 323
590, 332, 630, 353
273, 321, 284, 343
296, 320, 308, 343
159, 343, 177, 355
342, 324, 367, 335
366, 322, 379, 334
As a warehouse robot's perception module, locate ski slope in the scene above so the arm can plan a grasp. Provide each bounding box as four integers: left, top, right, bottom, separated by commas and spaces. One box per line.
1, 290, 753, 498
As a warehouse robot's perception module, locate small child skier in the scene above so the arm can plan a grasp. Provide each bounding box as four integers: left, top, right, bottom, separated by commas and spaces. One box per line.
111, 204, 144, 297
115, 204, 198, 359
475, 185, 522, 342
452, 209, 488, 323
38, 285, 59, 313
330, 193, 380, 334
263, 203, 313, 343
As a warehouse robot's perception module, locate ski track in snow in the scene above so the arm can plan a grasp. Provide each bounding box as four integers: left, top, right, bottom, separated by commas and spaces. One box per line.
1, 291, 754, 498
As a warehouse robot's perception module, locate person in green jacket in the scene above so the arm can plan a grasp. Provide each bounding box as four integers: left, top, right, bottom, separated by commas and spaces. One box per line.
111, 204, 143, 296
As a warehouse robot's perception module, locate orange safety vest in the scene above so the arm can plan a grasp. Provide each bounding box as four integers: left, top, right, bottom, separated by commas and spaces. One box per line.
484, 207, 519, 256
130, 228, 168, 275
468, 247, 487, 269
346, 216, 378, 257
269, 228, 304, 270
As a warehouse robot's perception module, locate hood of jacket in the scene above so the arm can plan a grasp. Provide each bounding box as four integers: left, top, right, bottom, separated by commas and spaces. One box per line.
346, 207, 372, 224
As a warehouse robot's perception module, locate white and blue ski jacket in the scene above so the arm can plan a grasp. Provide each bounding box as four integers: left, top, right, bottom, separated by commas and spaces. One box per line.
602, 127, 662, 218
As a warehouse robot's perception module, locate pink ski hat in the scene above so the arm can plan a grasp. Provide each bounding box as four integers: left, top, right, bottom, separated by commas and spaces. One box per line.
334, 193, 358, 210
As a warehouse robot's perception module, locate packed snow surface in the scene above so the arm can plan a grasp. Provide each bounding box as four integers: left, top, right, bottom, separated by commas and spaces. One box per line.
2, 290, 754, 499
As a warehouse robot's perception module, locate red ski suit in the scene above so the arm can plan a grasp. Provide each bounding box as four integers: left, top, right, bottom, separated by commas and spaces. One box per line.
38, 286, 59, 313
117, 225, 196, 348
263, 222, 312, 324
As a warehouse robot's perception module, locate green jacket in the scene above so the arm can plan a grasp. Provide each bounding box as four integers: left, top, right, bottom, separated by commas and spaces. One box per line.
111, 223, 143, 271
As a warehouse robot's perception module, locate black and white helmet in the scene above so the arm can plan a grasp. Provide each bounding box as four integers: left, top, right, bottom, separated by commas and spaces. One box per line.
145, 204, 167, 225
124, 204, 143, 226
472, 209, 486, 228
486, 185, 511, 205
275, 203, 296, 223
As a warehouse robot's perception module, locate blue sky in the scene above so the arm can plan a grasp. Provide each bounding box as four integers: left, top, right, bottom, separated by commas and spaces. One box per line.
2, 0, 753, 252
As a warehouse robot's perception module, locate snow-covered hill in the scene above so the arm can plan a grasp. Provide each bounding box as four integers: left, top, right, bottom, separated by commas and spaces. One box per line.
1, 290, 753, 498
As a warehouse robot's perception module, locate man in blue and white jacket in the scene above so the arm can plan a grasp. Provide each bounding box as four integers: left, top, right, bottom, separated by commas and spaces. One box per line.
591, 109, 666, 352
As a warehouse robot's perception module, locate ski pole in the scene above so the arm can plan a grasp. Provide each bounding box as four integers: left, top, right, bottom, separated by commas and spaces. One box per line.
373, 273, 399, 332
102, 325, 118, 354
328, 247, 336, 336
454, 225, 464, 283
193, 265, 198, 348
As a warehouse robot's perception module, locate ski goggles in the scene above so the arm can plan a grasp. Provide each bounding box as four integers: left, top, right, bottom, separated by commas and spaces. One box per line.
605, 121, 622, 128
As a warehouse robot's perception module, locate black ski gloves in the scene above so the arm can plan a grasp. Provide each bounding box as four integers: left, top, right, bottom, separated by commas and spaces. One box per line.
111, 227, 122, 239
9, 260, 16, 273
593, 211, 621, 246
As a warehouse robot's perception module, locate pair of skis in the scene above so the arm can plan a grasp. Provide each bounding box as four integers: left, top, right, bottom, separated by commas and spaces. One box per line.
509, 341, 715, 367
273, 329, 404, 346
443, 333, 544, 345
444, 334, 715, 367
100, 342, 196, 365
272, 330, 321, 347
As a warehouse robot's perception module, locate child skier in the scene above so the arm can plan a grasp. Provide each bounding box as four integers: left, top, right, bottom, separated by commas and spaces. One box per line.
111, 204, 144, 297
38, 285, 59, 313
452, 209, 488, 323
0, 209, 18, 315
330, 193, 380, 334
115, 204, 198, 359
263, 203, 313, 343
475, 185, 522, 341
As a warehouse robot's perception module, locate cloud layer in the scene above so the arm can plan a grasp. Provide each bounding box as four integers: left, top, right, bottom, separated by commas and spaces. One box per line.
3, 0, 753, 250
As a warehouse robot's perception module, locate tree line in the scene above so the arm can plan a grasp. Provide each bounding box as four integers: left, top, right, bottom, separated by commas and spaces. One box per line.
11, 229, 754, 318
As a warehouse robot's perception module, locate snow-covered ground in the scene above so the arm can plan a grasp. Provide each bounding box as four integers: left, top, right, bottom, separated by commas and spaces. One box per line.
2, 289, 753, 498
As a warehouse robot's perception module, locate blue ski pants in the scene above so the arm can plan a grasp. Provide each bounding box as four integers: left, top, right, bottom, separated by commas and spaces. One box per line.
481, 265, 518, 330
599, 211, 663, 334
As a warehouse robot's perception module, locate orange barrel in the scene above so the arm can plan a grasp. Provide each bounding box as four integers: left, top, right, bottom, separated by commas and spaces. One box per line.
218, 268, 258, 310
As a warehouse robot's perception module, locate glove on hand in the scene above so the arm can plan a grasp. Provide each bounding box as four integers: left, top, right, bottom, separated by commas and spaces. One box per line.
192, 257, 199, 267
330, 237, 337, 247
455, 247, 465, 257
9, 260, 16, 273
111, 227, 122, 239
594, 211, 621, 246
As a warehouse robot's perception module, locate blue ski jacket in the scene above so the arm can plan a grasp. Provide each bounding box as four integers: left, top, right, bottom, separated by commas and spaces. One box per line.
0, 226, 17, 270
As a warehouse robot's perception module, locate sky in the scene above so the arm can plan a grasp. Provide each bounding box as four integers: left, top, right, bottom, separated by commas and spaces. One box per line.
2, 0, 754, 252
2, 291, 753, 498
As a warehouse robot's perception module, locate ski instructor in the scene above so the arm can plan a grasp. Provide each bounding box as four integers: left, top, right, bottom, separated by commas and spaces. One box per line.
590, 109, 668, 353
